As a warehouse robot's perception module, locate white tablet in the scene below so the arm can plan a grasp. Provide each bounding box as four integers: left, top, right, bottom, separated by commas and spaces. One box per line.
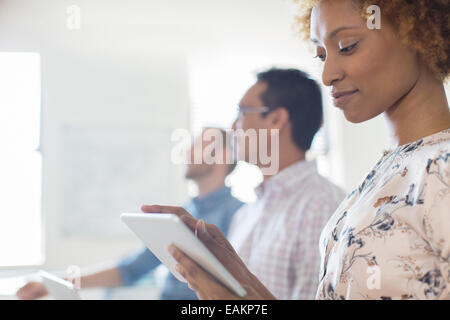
38, 270, 81, 300
120, 213, 247, 298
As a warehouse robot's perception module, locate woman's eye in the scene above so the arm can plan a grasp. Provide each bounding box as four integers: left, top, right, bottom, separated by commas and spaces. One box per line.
339, 42, 359, 54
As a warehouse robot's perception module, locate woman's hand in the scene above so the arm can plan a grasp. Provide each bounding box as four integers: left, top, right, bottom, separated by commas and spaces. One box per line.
141, 205, 276, 300
169, 245, 269, 300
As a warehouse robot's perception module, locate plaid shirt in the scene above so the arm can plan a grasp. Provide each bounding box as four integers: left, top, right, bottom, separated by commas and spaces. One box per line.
228, 160, 345, 299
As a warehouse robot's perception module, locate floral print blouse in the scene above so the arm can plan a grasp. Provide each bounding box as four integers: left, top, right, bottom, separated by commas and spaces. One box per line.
316, 128, 450, 300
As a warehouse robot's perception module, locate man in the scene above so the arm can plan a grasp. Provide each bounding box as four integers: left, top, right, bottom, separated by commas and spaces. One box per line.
17, 128, 243, 300
144, 68, 346, 299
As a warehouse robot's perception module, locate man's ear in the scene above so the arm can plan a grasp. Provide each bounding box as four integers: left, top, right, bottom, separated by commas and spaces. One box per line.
268, 107, 290, 132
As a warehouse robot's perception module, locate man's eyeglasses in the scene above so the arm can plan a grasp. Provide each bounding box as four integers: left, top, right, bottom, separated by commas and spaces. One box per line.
236, 105, 271, 119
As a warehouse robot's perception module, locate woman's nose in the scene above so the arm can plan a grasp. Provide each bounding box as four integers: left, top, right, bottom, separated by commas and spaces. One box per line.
322, 55, 344, 87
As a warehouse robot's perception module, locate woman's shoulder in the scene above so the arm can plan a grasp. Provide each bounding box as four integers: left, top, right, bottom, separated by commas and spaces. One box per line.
401, 130, 449, 236
408, 129, 449, 181
407, 128, 450, 158
390, 128, 449, 180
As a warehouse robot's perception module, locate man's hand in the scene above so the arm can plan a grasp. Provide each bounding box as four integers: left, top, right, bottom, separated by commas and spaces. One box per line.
141, 205, 276, 300
16, 281, 48, 300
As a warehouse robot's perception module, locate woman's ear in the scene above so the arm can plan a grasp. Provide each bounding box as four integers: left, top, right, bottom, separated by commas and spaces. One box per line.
269, 107, 290, 132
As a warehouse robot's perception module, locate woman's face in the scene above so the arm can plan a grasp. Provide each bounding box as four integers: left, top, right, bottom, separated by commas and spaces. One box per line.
310, 0, 421, 123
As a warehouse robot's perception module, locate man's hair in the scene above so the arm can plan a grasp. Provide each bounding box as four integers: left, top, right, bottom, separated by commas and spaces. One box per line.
256, 68, 323, 151
202, 127, 237, 175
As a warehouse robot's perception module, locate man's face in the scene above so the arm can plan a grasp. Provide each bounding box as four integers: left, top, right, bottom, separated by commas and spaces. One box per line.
232, 81, 273, 163
184, 133, 214, 180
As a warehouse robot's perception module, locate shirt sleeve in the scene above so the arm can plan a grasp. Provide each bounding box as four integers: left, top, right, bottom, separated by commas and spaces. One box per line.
117, 247, 161, 286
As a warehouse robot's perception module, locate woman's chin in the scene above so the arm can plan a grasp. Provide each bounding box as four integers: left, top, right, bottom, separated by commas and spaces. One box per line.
342, 107, 372, 124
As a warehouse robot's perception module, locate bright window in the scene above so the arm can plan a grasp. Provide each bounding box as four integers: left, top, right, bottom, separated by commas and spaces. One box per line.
0, 52, 43, 267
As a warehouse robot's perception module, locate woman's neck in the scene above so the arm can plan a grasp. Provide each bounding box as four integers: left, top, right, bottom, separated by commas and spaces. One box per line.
384, 67, 450, 148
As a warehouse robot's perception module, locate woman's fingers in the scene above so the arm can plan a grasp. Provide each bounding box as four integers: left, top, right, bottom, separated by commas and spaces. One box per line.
141, 204, 191, 218
141, 204, 238, 269
141, 204, 230, 251
170, 245, 238, 300
195, 221, 247, 270
195, 221, 231, 250
180, 214, 199, 233
141, 204, 198, 232
205, 223, 240, 254
141, 205, 275, 300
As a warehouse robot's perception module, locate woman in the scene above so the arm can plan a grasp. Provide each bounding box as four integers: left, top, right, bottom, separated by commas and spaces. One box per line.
143, 0, 450, 299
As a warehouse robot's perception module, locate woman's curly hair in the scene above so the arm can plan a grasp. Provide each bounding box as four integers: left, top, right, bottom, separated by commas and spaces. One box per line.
294, 0, 450, 81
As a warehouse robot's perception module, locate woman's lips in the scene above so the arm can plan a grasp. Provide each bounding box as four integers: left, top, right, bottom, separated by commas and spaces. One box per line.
332, 90, 359, 108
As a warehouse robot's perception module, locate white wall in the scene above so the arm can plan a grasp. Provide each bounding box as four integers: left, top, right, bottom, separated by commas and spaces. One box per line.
39, 50, 190, 269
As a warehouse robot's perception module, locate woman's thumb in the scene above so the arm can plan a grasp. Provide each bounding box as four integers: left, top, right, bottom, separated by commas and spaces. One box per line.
196, 220, 213, 241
